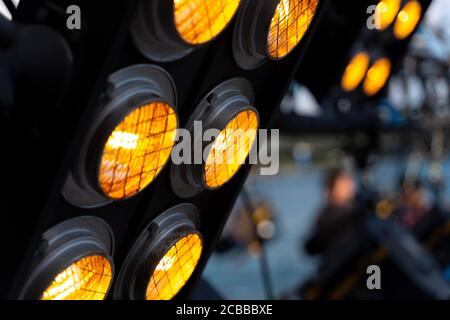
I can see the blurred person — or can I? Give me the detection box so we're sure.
[398,178,430,228]
[290,168,368,300]
[305,168,361,255]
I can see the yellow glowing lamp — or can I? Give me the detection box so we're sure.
[63,65,178,208]
[376,0,401,30]
[233,0,319,69]
[113,204,203,300]
[132,0,241,62]
[204,110,258,189]
[20,217,114,301]
[170,79,259,198]
[267,0,319,59]
[174,0,241,45]
[42,256,113,300]
[341,52,370,92]
[394,0,422,40]
[146,233,203,300]
[363,58,392,96]
[99,102,178,200]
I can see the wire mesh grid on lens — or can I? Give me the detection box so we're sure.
[99,102,178,200]
[146,234,203,300]
[204,110,258,189]
[173,0,241,45]
[267,0,319,59]
[41,255,113,300]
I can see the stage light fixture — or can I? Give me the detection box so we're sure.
[132,0,241,62]
[63,64,178,208]
[20,217,114,300]
[340,52,392,97]
[234,0,319,69]
[363,57,392,96]
[114,204,203,300]
[146,233,202,300]
[174,0,241,45]
[41,255,112,300]
[171,78,259,198]
[376,0,402,31]
[393,0,422,40]
[204,110,258,189]
[98,102,177,200]
[341,52,370,92]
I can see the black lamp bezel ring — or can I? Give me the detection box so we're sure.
[131,0,193,62]
[113,203,202,300]
[233,0,321,70]
[233,0,278,70]
[362,0,424,46]
[132,0,242,62]
[170,77,258,198]
[62,64,178,208]
[19,216,115,300]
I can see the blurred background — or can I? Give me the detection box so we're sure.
[201,0,450,300]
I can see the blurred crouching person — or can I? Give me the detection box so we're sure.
[306,168,361,255]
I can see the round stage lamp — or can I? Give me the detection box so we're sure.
[20,217,114,300]
[268,0,320,59]
[98,102,177,200]
[204,110,258,189]
[393,0,422,40]
[174,0,241,45]
[234,0,319,69]
[341,52,370,92]
[114,204,203,300]
[146,233,202,300]
[63,64,178,208]
[132,0,241,62]
[41,255,112,300]
[171,78,259,198]
[363,58,392,96]
[375,0,401,30]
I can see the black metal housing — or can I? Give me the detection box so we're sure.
[1,0,324,299]
[113,203,201,300]
[19,216,114,300]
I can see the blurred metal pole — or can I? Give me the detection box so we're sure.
[241,189,275,300]
[259,242,275,300]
